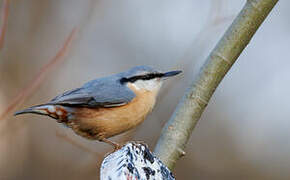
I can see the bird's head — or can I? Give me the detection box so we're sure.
[120,66,182,92]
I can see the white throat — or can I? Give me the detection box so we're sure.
[131,79,163,92]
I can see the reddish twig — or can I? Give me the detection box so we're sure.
[0,0,9,50]
[56,130,103,159]
[0,28,77,121]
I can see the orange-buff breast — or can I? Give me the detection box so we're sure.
[68,84,158,140]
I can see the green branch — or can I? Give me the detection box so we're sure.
[154,0,279,170]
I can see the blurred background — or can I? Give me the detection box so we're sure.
[0,0,288,179]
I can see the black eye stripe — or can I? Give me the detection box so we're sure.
[120,73,163,84]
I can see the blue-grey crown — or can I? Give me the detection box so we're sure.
[83,65,181,88]
[125,66,157,76]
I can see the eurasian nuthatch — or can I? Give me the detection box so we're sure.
[15,66,182,149]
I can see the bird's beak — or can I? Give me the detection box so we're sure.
[162,70,182,78]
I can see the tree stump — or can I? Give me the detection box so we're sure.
[100,142,175,180]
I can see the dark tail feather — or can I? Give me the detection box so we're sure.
[14,104,52,116]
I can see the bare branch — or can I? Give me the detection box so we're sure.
[157,0,234,109]
[154,0,279,170]
[0,28,77,121]
[0,0,9,50]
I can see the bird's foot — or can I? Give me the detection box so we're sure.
[100,138,122,150]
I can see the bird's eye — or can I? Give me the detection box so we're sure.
[120,73,164,84]
[120,77,129,84]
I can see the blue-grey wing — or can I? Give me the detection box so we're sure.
[49,77,136,108]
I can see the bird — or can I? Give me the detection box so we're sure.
[14,66,182,149]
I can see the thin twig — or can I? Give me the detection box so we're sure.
[0,28,77,121]
[0,0,9,50]
[154,0,279,170]
[56,130,103,159]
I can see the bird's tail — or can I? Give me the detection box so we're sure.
[14,104,67,119]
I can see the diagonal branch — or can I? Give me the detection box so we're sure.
[0,28,77,121]
[0,0,9,50]
[154,0,279,170]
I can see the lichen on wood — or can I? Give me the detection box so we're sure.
[100,142,175,180]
